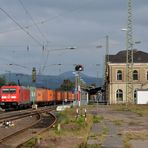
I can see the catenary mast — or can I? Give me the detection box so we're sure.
[126,0,134,103]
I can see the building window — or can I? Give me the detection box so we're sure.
[117,70,122,80]
[133,70,138,80]
[134,90,137,104]
[116,89,123,101]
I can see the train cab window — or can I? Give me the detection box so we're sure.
[2,88,16,93]
[10,89,16,93]
[2,89,9,93]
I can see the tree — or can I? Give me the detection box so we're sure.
[0,76,6,87]
[59,79,74,91]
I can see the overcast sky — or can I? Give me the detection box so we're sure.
[0,0,147,77]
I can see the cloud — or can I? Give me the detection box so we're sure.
[0,0,147,77]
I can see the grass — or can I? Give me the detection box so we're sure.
[123,131,148,148]
[24,107,94,148]
[112,119,124,126]
[93,115,104,123]
[128,121,140,126]
[111,104,148,116]
[21,104,148,148]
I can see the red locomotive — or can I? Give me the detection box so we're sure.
[0,85,30,109]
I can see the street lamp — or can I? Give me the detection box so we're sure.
[8,63,28,69]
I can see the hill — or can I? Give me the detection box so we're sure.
[1,71,103,89]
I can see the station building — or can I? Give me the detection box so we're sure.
[106,50,148,104]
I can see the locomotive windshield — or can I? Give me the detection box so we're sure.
[2,88,16,94]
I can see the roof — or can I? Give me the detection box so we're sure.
[108,50,148,63]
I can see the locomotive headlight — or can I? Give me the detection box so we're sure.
[2,96,7,99]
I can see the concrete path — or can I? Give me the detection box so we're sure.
[130,140,148,148]
[102,121,124,148]
[87,120,124,147]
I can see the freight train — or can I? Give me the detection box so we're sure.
[0,85,75,109]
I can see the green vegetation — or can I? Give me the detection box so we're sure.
[22,105,148,148]
[59,79,74,91]
[0,76,6,87]
[111,104,148,116]
[93,115,104,123]
[24,107,93,148]
[54,108,92,135]
[112,119,124,126]
[123,131,148,148]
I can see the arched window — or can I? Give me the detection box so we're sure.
[116,89,123,101]
[133,70,138,80]
[117,70,122,80]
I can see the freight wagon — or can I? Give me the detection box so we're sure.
[35,88,48,106]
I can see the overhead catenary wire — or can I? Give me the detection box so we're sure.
[0,0,95,36]
[18,0,48,43]
[0,6,43,46]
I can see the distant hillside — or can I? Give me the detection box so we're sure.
[1,71,103,89]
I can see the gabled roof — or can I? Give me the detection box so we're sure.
[108,50,148,63]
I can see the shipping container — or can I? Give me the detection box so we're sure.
[61,91,68,101]
[36,88,48,102]
[55,91,62,102]
[72,92,75,101]
[67,91,72,101]
[47,89,55,102]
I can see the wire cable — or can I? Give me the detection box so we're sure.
[0,0,95,36]
[0,6,43,46]
[18,0,48,43]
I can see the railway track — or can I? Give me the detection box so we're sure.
[0,107,57,147]
[0,106,56,122]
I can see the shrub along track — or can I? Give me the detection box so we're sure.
[0,107,57,148]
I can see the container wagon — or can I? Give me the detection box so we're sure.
[55,91,62,103]
[47,89,55,104]
[35,88,48,106]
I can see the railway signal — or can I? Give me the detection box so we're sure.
[74,65,84,107]
[32,67,36,83]
[75,64,84,71]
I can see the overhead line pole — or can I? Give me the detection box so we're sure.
[126,0,134,104]
[104,35,109,104]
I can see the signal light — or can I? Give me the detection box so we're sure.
[75,65,84,71]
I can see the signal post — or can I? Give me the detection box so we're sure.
[75,65,84,107]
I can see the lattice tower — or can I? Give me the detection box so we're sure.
[126,0,134,103]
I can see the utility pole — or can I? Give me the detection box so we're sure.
[126,0,134,104]
[104,35,109,104]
